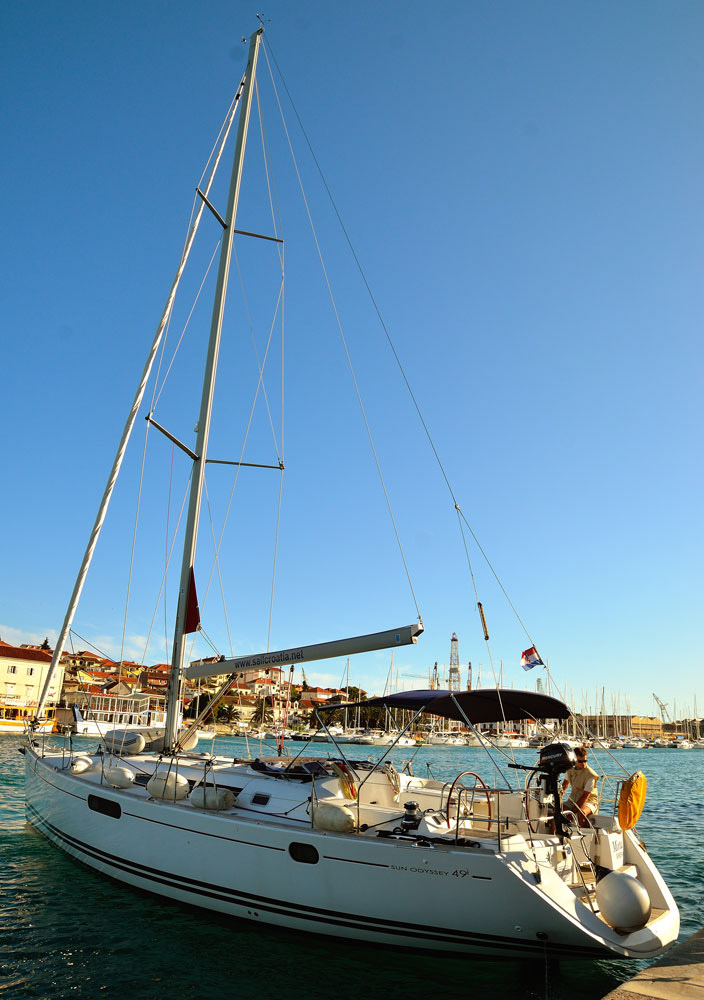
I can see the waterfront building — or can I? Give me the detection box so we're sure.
[0,639,65,731]
[579,713,665,739]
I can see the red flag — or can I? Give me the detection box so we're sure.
[184,568,201,634]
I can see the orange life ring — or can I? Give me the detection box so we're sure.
[618,770,647,830]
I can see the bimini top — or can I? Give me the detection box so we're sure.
[318,688,570,724]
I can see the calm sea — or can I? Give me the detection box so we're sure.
[2,735,702,1000]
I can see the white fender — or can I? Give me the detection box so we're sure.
[105,766,136,789]
[190,786,237,810]
[312,800,355,832]
[70,756,94,774]
[147,770,190,801]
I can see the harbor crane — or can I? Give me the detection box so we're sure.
[402,673,430,687]
[652,692,672,723]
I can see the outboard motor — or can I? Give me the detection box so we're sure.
[537,743,577,836]
[538,742,577,776]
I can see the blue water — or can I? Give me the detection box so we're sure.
[2,735,702,1000]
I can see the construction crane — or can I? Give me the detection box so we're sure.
[402,673,430,692]
[652,692,671,723]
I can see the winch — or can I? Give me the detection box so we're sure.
[400,800,422,832]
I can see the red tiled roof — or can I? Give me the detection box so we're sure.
[0,644,52,663]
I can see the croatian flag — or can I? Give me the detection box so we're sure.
[521,646,544,670]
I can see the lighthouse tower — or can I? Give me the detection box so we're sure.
[448,632,461,692]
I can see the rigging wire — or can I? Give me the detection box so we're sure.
[261,36,543,741]
[202,474,234,656]
[262,38,422,622]
[139,471,192,667]
[184,271,285,667]
[183,77,288,667]
[151,241,222,411]
[35,87,247,726]
[261,37,566,724]
[267,468,285,653]
[163,444,175,660]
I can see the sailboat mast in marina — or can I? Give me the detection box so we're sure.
[163,30,262,752]
[24,27,679,961]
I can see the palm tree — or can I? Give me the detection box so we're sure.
[217,703,242,724]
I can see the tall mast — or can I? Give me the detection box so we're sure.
[164,28,263,750]
[32,68,251,724]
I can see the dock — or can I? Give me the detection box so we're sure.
[603,929,704,1000]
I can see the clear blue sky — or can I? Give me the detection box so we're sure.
[2,2,702,720]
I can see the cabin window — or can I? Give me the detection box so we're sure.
[252,793,270,806]
[87,795,122,819]
[288,842,319,865]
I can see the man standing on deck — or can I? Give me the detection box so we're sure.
[561,747,599,827]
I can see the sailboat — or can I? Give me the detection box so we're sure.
[23,29,679,960]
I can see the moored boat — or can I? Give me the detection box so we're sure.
[22,27,679,962]
[24,686,680,959]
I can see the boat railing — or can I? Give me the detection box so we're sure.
[456,786,499,844]
[595,773,631,828]
[451,785,576,850]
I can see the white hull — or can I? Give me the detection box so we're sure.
[24,745,679,960]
